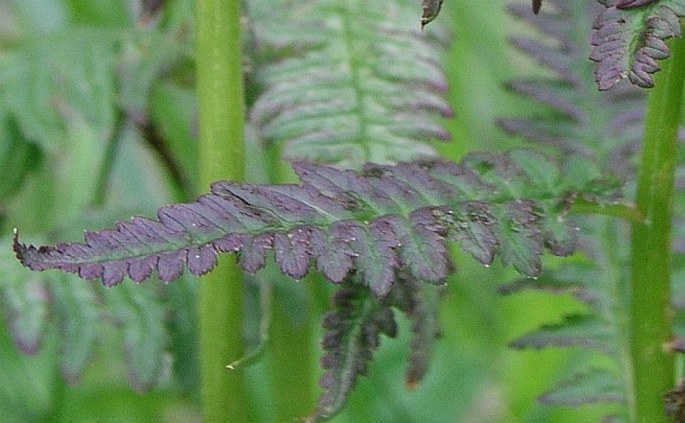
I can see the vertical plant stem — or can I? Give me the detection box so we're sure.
[630,34,685,423]
[270,295,316,421]
[196,0,251,422]
[266,159,317,422]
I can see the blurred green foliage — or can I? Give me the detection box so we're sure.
[0,0,615,422]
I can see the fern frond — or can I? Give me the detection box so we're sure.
[390,275,443,388]
[509,314,613,352]
[311,280,398,421]
[311,271,444,421]
[499,219,633,418]
[247,0,452,168]
[501,0,645,178]
[48,272,99,384]
[0,236,183,389]
[0,241,50,355]
[592,0,685,90]
[539,368,624,406]
[14,150,610,298]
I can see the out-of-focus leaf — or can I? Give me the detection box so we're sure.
[66,0,132,27]
[0,30,118,152]
[48,273,99,384]
[4,0,68,35]
[149,81,198,192]
[165,274,199,393]
[0,116,40,203]
[0,238,49,354]
[0,318,55,423]
[119,32,189,120]
[103,280,168,392]
[539,368,624,406]
[248,0,452,169]
[509,314,613,352]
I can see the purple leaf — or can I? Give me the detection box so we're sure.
[14,152,597,296]
[591,3,685,90]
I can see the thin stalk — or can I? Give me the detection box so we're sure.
[196,0,251,422]
[629,34,685,423]
[570,200,644,224]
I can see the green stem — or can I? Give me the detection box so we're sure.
[196,0,251,422]
[270,294,316,422]
[570,200,644,224]
[629,34,685,423]
[266,160,317,422]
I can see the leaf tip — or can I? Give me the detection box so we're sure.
[420,0,443,28]
[532,0,542,14]
[405,378,420,390]
[12,228,31,268]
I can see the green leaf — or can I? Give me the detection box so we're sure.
[539,368,624,406]
[164,275,200,393]
[0,238,49,354]
[0,29,118,152]
[48,273,99,384]
[103,280,168,392]
[509,314,613,352]
[247,0,452,169]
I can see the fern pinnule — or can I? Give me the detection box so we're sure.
[592,0,685,90]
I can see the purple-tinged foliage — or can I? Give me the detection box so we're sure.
[310,281,398,421]
[533,0,543,14]
[517,0,684,90]
[539,369,625,406]
[498,220,633,416]
[502,0,645,181]
[592,0,685,90]
[509,313,614,353]
[247,0,452,169]
[14,151,597,296]
[618,0,660,6]
[420,0,444,27]
[389,275,443,389]
[310,272,444,421]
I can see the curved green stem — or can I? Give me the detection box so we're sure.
[629,34,685,423]
[196,0,251,421]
